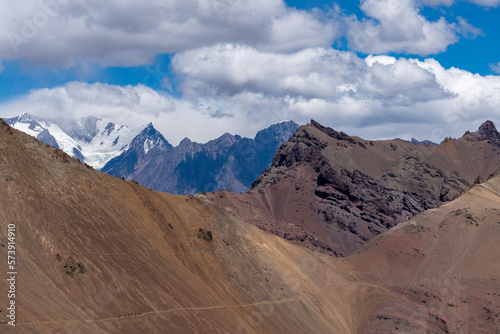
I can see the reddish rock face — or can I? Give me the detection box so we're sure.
[207,120,500,256]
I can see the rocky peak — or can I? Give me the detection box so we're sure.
[270,120,364,169]
[411,138,438,146]
[177,137,203,156]
[310,119,357,145]
[139,122,156,135]
[135,122,172,150]
[476,120,499,141]
[205,133,239,152]
[179,137,192,146]
[463,120,500,145]
[255,121,299,147]
[17,112,36,123]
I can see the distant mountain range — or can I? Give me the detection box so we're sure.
[411,138,438,145]
[6,113,298,194]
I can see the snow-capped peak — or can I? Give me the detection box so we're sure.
[5,113,146,170]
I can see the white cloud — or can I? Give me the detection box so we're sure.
[346,0,459,55]
[0,0,491,68]
[456,17,483,39]
[265,9,338,51]
[419,0,500,6]
[365,55,397,66]
[171,45,500,138]
[0,81,292,145]
[468,0,500,6]
[2,50,500,145]
[0,0,337,67]
[491,62,500,74]
[172,44,451,106]
[1,82,174,119]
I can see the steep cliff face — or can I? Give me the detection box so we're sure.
[207,120,500,256]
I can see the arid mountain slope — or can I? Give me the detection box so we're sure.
[346,174,500,333]
[0,119,499,333]
[206,120,500,256]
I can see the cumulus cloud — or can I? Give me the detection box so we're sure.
[0,0,491,67]
[170,45,500,139]
[345,0,491,56]
[345,0,482,55]
[172,44,452,106]
[0,81,293,145]
[0,82,174,120]
[0,0,337,67]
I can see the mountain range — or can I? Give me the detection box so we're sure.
[102,120,298,194]
[207,119,500,257]
[6,113,298,194]
[410,138,438,145]
[1,117,499,333]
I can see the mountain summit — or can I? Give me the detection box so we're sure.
[466,120,500,144]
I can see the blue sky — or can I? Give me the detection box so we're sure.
[0,0,499,144]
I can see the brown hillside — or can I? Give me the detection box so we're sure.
[346,174,500,333]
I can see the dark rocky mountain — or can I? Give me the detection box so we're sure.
[411,138,438,145]
[103,121,299,194]
[100,122,172,176]
[207,119,500,257]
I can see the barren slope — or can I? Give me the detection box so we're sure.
[207,120,500,256]
[346,174,500,333]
